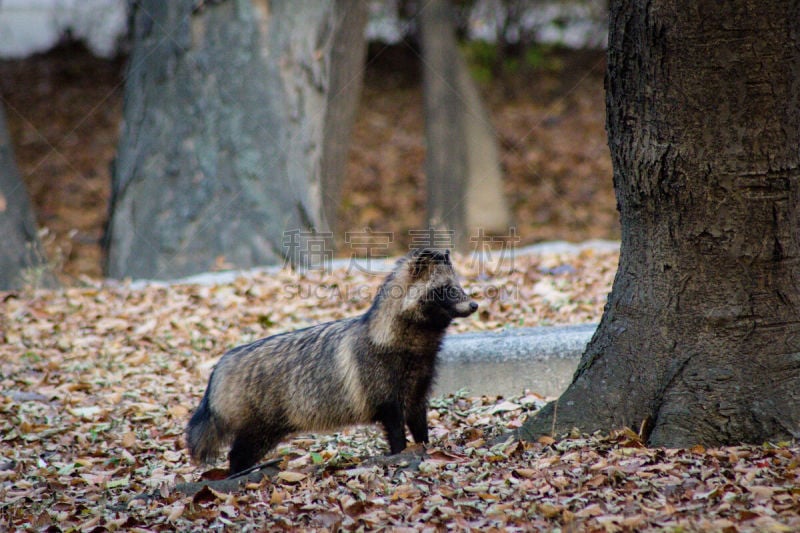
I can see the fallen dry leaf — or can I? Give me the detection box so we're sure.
[277,471,307,483]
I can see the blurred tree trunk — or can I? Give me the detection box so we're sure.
[420,0,510,250]
[519,0,800,447]
[106,0,365,279]
[0,104,56,290]
[321,0,367,236]
[458,52,512,238]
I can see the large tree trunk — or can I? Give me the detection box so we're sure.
[0,104,56,290]
[106,0,364,279]
[420,0,511,250]
[520,0,800,447]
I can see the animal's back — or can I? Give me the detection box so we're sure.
[207,317,370,432]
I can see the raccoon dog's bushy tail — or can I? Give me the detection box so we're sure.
[186,389,226,465]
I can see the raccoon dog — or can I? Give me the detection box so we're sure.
[186,248,478,474]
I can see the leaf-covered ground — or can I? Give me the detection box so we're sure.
[3,250,800,531]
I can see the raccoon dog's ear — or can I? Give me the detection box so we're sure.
[410,248,438,278]
[410,248,450,278]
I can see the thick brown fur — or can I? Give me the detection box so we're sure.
[186,248,477,474]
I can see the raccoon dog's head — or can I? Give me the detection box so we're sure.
[399,248,478,328]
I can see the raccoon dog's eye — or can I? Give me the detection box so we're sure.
[426,287,443,303]
[426,285,461,306]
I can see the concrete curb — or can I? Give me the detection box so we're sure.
[439,324,597,363]
[434,324,597,397]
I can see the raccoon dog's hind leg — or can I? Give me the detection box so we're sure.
[228,416,293,475]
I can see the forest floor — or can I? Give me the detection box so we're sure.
[0,42,618,283]
[3,251,800,531]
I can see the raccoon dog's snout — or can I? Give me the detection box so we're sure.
[452,299,479,318]
[427,284,478,318]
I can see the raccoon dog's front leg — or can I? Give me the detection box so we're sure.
[406,401,429,445]
[374,401,407,454]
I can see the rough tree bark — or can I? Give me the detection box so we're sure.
[520,0,800,447]
[0,104,56,290]
[106,0,365,279]
[420,0,511,249]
